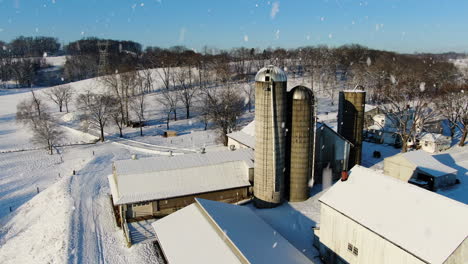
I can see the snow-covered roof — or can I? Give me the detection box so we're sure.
[420,133,451,143]
[402,150,457,177]
[319,165,468,264]
[241,120,255,136]
[227,131,256,149]
[152,198,313,264]
[110,150,253,205]
[113,148,253,176]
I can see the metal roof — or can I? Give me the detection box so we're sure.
[401,150,457,177]
[255,65,287,82]
[110,149,254,205]
[320,165,468,264]
[113,148,253,176]
[152,199,313,264]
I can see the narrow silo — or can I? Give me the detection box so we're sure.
[254,65,287,208]
[288,86,315,202]
[337,88,366,169]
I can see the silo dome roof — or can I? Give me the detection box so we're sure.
[255,65,287,82]
[292,86,313,100]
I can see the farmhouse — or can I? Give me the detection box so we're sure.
[108,149,254,223]
[314,166,468,264]
[384,150,458,191]
[419,133,451,153]
[152,198,313,264]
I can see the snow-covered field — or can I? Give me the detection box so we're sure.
[3,68,462,264]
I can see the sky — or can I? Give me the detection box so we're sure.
[0,0,467,53]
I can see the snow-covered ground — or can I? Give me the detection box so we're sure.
[2,68,463,264]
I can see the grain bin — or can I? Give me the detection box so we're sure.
[337,88,366,169]
[287,86,315,202]
[253,65,287,208]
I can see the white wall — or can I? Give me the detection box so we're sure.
[316,204,425,264]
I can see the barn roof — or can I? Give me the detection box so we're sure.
[113,148,253,175]
[152,198,313,264]
[320,165,468,264]
[110,149,253,205]
[401,150,457,177]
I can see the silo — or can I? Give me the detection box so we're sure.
[337,88,366,169]
[253,65,287,208]
[288,86,315,202]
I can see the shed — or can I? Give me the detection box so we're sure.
[109,149,254,221]
[163,130,177,137]
[314,166,468,264]
[384,150,458,190]
[152,198,313,264]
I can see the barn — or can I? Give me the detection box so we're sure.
[314,166,468,264]
[108,149,254,223]
[384,150,458,191]
[152,198,313,264]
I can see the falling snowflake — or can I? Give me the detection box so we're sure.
[419,82,426,92]
[272,242,278,248]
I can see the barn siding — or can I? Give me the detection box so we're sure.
[124,186,250,220]
[317,204,425,264]
[383,156,416,182]
[444,237,468,264]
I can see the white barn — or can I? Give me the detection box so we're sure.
[314,166,468,264]
[152,198,313,264]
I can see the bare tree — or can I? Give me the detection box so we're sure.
[16,91,64,154]
[176,66,198,119]
[131,76,147,136]
[76,91,115,142]
[436,88,468,146]
[381,88,437,152]
[203,84,245,146]
[45,84,73,112]
[100,71,137,126]
[31,117,64,154]
[157,88,179,129]
[242,82,255,112]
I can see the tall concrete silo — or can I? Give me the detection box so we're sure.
[337,88,366,169]
[287,86,315,202]
[254,65,287,208]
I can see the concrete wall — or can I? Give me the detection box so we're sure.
[254,80,287,207]
[383,155,416,182]
[316,203,425,264]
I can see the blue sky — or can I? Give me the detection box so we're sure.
[0,0,467,53]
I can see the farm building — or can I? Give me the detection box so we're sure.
[314,165,468,264]
[152,198,313,264]
[384,150,458,191]
[419,133,451,153]
[227,120,352,184]
[108,149,254,223]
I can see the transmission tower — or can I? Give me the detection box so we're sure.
[97,40,109,76]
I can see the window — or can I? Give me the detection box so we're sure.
[347,243,353,251]
[353,247,359,256]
